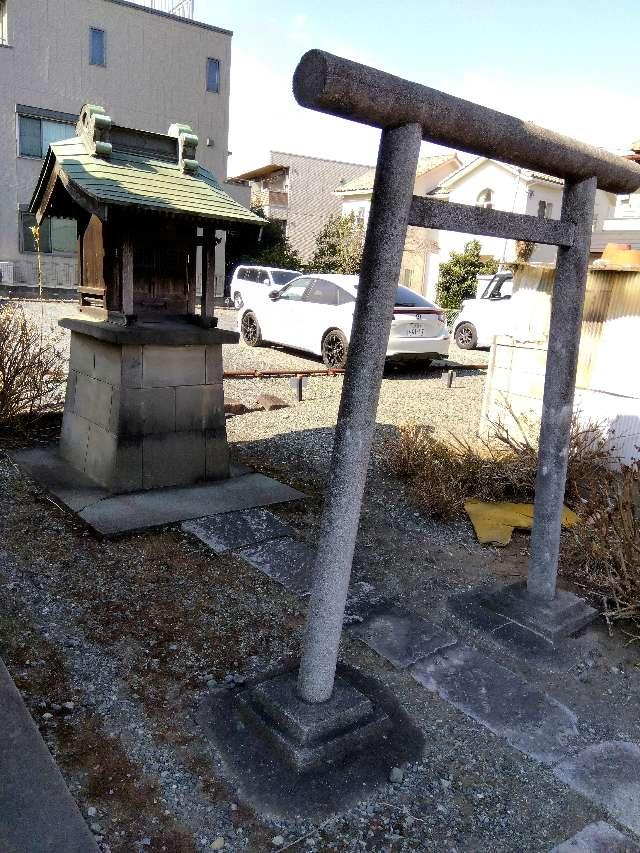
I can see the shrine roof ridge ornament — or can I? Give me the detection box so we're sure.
[29,103,264,226]
[293,49,640,195]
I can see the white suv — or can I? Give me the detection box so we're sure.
[230,265,301,310]
[451,272,513,349]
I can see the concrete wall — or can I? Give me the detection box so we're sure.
[0,0,232,292]
[480,264,640,465]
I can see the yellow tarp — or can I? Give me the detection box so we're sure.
[464,499,579,546]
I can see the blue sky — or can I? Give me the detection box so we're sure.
[195,0,640,175]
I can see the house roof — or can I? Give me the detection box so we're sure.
[30,105,263,225]
[431,156,563,197]
[335,153,458,195]
[227,163,288,183]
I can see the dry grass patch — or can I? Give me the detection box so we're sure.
[561,460,640,633]
[385,418,639,632]
[384,418,612,520]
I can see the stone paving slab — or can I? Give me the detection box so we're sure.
[0,657,98,853]
[182,508,293,554]
[351,608,457,668]
[236,537,315,596]
[555,742,640,835]
[11,446,303,536]
[411,644,580,764]
[550,821,640,852]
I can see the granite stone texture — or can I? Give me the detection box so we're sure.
[60,328,231,492]
[554,742,640,835]
[351,609,457,668]
[182,508,293,554]
[411,644,580,764]
[236,671,390,770]
[550,821,640,853]
[236,538,315,596]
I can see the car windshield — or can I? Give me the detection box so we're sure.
[271,270,301,285]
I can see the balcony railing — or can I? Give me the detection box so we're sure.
[130,0,194,18]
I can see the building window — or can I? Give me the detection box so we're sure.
[476,188,493,209]
[90,27,106,66]
[537,199,553,219]
[206,57,220,93]
[0,0,8,45]
[18,115,74,158]
[20,212,76,254]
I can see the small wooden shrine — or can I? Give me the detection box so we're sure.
[29,104,262,493]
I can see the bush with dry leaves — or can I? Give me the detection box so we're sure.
[384,418,639,631]
[383,418,612,520]
[0,304,67,430]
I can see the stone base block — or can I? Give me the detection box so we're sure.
[236,672,390,771]
[478,580,598,643]
[59,320,234,493]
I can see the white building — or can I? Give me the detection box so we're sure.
[591,142,640,255]
[0,0,240,296]
[335,153,462,298]
[364,154,617,301]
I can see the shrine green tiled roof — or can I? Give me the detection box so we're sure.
[30,136,263,225]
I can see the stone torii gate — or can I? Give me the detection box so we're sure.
[238,50,640,771]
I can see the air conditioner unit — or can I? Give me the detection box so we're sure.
[0,261,14,285]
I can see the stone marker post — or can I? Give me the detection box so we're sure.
[297,123,422,702]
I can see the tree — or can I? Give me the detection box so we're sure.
[306,212,364,274]
[436,240,499,311]
[224,206,302,283]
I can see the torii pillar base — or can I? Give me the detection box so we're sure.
[478,581,598,644]
[236,670,390,772]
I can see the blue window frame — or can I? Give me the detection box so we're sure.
[206,57,220,93]
[90,27,106,67]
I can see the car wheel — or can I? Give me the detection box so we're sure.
[321,329,348,368]
[240,311,262,347]
[454,322,477,350]
[233,292,243,310]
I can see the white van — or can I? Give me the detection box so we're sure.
[230,265,301,310]
[451,272,513,349]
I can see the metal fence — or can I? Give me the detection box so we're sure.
[130,0,194,17]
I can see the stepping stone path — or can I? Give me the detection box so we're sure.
[550,821,640,852]
[555,742,640,835]
[412,644,580,764]
[182,512,640,842]
[183,508,293,554]
[351,609,457,668]
[237,538,315,596]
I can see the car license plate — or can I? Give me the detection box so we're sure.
[407,323,426,337]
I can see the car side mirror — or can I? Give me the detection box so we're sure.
[268,289,280,301]
[262,278,270,285]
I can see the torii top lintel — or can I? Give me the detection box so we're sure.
[293,50,640,196]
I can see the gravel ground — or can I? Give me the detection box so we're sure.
[1,298,636,852]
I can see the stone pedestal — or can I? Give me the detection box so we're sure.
[58,318,238,493]
[236,671,390,771]
[478,580,598,643]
